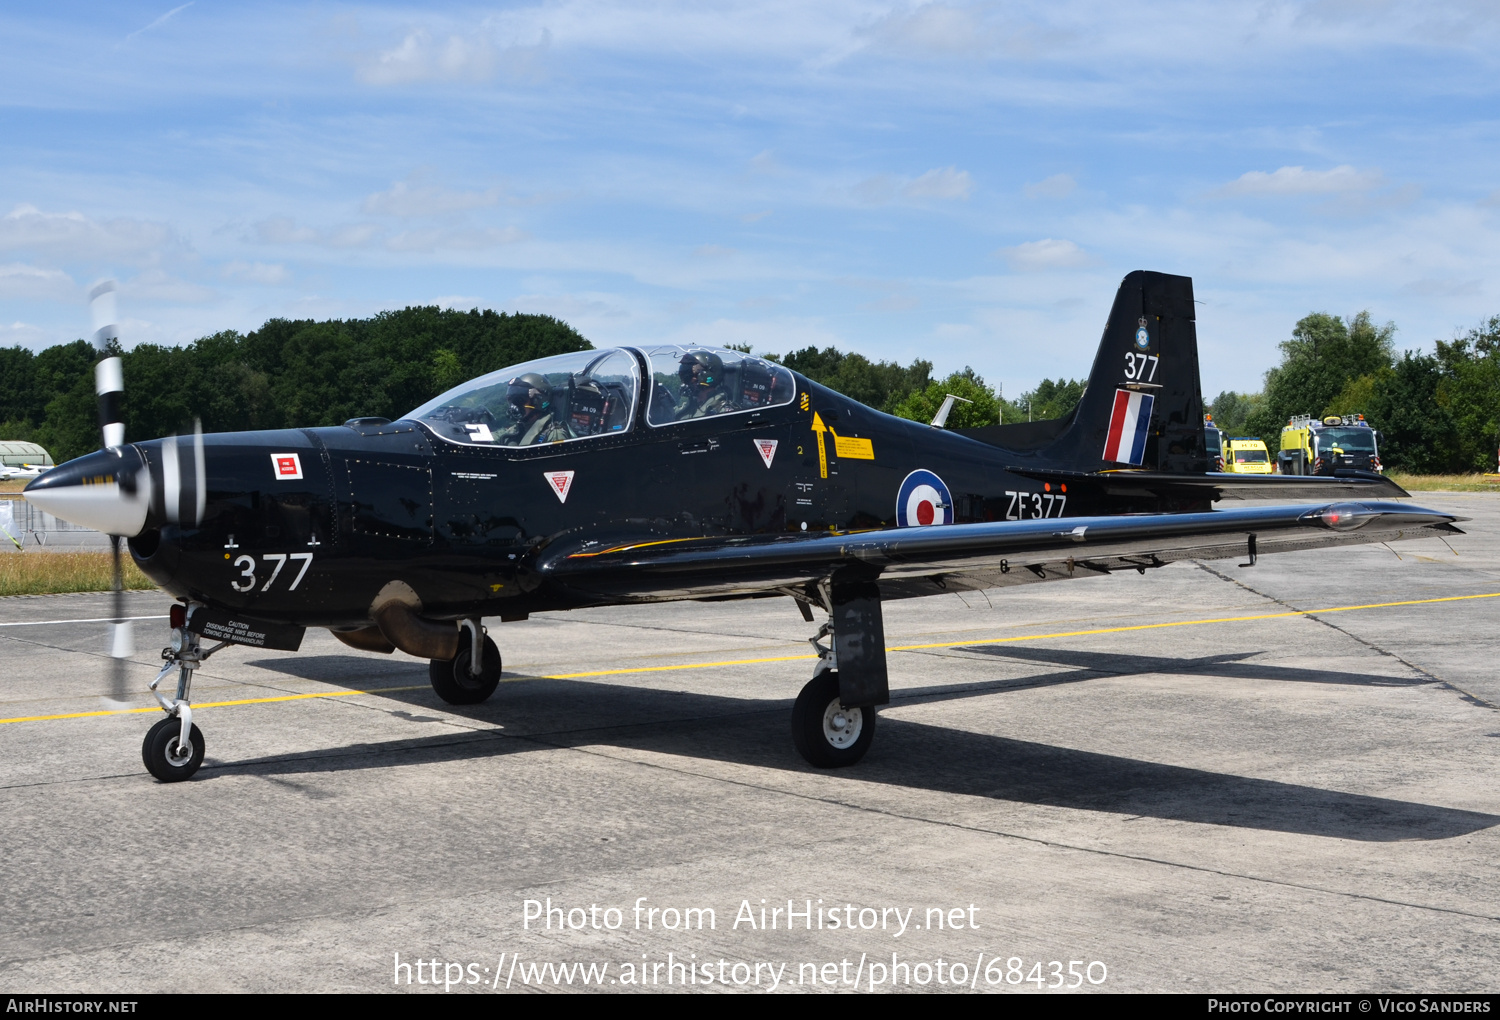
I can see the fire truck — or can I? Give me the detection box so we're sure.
[1203,414,1227,471]
[1278,414,1383,475]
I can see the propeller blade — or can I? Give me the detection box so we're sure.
[90,280,133,706]
[105,535,131,707]
[89,280,118,351]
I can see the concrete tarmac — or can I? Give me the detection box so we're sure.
[1,493,1497,994]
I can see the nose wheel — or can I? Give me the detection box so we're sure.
[792,670,876,768]
[139,622,219,783]
[142,716,204,782]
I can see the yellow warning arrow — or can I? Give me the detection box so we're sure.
[811,411,828,479]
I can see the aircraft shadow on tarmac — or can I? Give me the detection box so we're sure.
[236,653,1498,843]
[951,645,1432,691]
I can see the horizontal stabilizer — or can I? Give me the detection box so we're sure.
[1004,467,1410,501]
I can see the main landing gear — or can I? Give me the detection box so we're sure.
[428,619,502,705]
[143,612,224,783]
[789,581,889,769]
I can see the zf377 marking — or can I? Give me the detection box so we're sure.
[1005,490,1067,520]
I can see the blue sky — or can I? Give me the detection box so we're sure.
[2,1,1498,399]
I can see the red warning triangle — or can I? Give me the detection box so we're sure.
[545,470,575,503]
[754,438,778,468]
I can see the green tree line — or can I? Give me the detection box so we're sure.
[764,345,1082,430]
[0,308,1084,464]
[1211,311,1500,473]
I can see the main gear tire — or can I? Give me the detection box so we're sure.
[430,635,502,705]
[791,670,876,768]
[142,716,205,783]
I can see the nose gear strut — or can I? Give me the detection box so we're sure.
[143,605,225,782]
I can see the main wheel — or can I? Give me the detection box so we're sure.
[142,716,205,782]
[791,670,876,768]
[430,635,502,705]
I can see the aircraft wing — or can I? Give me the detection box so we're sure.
[1004,467,1409,501]
[536,501,1462,602]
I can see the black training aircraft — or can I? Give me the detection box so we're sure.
[25,271,1463,782]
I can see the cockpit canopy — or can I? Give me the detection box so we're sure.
[405,346,798,447]
[642,345,795,426]
[407,349,639,448]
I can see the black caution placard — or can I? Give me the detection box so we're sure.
[186,606,305,651]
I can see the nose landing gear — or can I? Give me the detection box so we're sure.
[142,620,223,783]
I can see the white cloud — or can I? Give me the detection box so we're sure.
[355,27,550,86]
[221,261,289,285]
[867,3,991,55]
[997,238,1097,272]
[0,321,51,348]
[1024,173,1076,199]
[0,204,177,263]
[432,294,482,309]
[741,210,773,223]
[749,150,782,176]
[357,29,497,86]
[1400,277,1481,298]
[362,179,503,217]
[903,167,973,200]
[0,263,77,301]
[253,217,319,245]
[255,217,524,253]
[661,316,845,354]
[253,218,380,248]
[693,244,737,258]
[122,269,216,303]
[1216,165,1385,197]
[385,226,527,252]
[851,167,974,204]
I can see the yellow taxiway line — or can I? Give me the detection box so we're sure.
[3,590,1497,726]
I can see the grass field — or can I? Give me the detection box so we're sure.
[0,552,157,597]
[1388,473,1500,492]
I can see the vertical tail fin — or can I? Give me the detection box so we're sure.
[956,270,1208,473]
[1069,270,1206,472]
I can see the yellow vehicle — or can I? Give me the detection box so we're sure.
[1278,414,1382,475]
[1225,437,1273,474]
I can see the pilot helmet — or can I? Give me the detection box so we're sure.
[506,373,551,421]
[677,350,724,392]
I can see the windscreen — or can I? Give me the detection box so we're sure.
[406,349,639,448]
[1315,428,1377,454]
[1233,448,1268,464]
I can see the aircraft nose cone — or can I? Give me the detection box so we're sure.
[23,447,152,537]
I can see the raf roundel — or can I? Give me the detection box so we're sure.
[896,469,953,527]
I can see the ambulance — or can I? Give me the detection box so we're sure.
[1225,437,1274,474]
